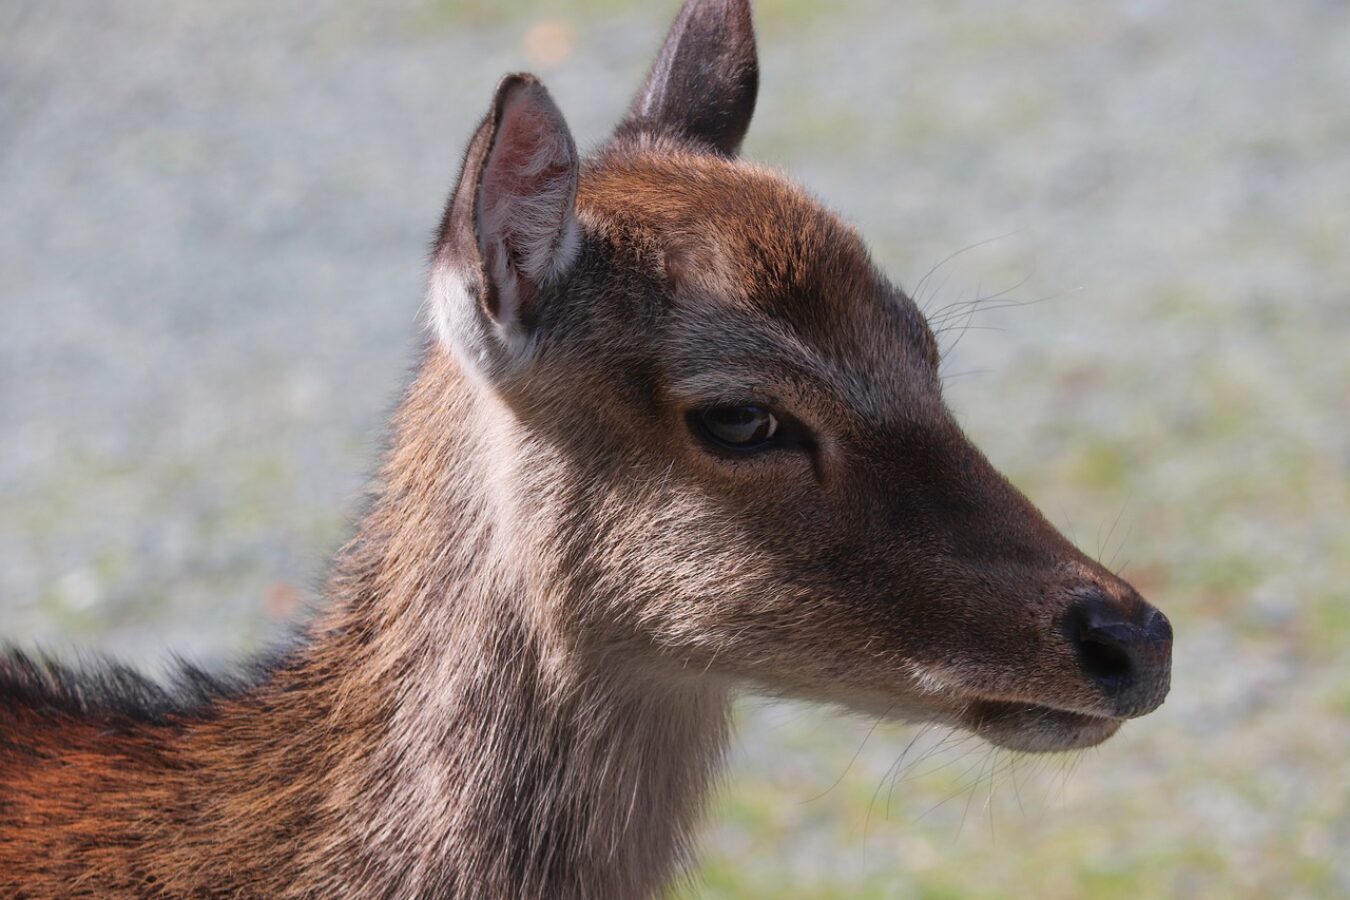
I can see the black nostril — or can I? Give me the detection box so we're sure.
[1076,621,1136,684]
[1064,594,1144,691]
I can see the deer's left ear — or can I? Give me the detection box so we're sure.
[615,0,759,157]
[433,74,580,376]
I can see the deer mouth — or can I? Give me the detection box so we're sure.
[962,699,1123,753]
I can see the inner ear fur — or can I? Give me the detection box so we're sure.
[433,73,580,367]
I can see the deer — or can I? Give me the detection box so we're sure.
[0,1,1173,897]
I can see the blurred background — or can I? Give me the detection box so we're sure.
[2,0,1346,896]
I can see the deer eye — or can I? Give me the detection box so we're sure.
[695,404,780,451]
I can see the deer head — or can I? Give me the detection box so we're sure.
[428,0,1171,754]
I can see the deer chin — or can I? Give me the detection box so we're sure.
[961,699,1123,753]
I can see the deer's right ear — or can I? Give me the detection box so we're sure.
[432,74,580,378]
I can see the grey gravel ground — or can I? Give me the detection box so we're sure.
[2,1,1347,896]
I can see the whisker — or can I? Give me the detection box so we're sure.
[879,722,938,817]
[1009,752,1028,819]
[913,748,996,827]
[925,271,1039,325]
[1108,521,1134,573]
[955,747,994,840]
[800,705,894,804]
[910,230,1023,310]
[939,368,991,384]
[1100,492,1131,568]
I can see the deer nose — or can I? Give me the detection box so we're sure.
[1064,593,1172,718]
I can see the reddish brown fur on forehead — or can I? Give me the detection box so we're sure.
[580,145,877,327]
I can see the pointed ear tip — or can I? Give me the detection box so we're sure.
[685,0,751,11]
[496,72,543,92]
[492,72,544,106]
[686,0,755,25]
[491,72,569,119]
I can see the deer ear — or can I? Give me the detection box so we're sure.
[432,74,580,374]
[615,0,758,157]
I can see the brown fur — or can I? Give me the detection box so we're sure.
[0,2,1171,897]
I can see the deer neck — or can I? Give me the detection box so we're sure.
[306,348,732,898]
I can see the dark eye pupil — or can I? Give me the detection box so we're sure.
[700,405,779,448]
